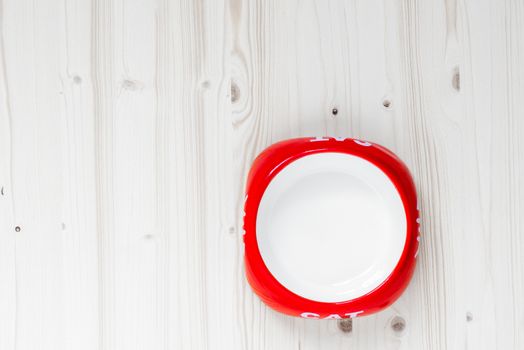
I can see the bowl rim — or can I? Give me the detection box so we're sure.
[243,137,420,319]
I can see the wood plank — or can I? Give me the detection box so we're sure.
[59,0,99,348]
[460,0,524,348]
[1,0,69,349]
[0,1,16,348]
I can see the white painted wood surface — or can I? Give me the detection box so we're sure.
[0,0,523,349]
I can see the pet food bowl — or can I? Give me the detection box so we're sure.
[243,137,419,319]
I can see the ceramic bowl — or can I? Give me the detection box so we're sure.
[243,137,419,319]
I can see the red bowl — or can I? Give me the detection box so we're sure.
[243,137,419,319]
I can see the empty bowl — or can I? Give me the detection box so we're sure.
[243,137,419,319]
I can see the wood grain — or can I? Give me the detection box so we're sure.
[0,0,523,349]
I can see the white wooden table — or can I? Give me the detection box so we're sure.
[1,0,523,349]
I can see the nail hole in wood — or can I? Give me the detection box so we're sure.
[231,81,240,103]
[382,99,392,109]
[228,226,236,235]
[61,223,66,230]
[466,312,473,322]
[391,316,406,333]
[15,226,21,232]
[143,234,155,240]
[452,67,460,91]
[1,186,4,196]
[73,75,82,84]
[331,108,338,116]
[337,318,353,333]
[201,80,210,89]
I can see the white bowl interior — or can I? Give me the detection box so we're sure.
[256,152,407,303]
